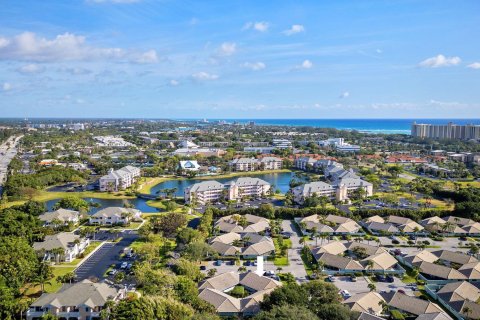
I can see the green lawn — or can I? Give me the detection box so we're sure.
[24,266,76,297]
[273,238,292,266]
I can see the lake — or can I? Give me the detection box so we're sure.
[44,172,300,213]
[45,197,163,214]
[149,171,299,196]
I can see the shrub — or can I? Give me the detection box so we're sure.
[390,309,405,320]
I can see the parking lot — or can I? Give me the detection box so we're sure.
[75,232,138,281]
[330,275,417,299]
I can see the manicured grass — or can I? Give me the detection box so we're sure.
[192,169,292,181]
[273,238,292,266]
[24,266,76,297]
[274,256,289,266]
[1,190,136,209]
[137,176,175,194]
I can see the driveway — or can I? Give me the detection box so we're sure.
[75,232,137,280]
[280,220,308,283]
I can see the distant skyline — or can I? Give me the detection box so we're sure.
[0,0,479,118]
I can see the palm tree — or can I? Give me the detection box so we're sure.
[50,247,65,264]
[366,260,374,274]
[378,300,389,315]
[311,227,318,246]
[463,306,472,319]
[368,283,376,292]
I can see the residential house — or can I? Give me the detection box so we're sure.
[178,160,201,172]
[33,232,89,262]
[89,207,141,225]
[27,280,125,320]
[39,209,80,227]
[433,281,480,319]
[198,271,281,316]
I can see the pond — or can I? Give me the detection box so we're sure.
[45,197,163,214]
[149,171,301,197]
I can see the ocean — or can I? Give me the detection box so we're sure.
[193,119,480,134]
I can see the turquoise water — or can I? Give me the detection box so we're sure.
[184,119,480,134]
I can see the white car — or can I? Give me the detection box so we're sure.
[120,262,128,269]
[340,290,351,299]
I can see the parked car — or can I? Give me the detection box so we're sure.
[327,275,336,282]
[200,265,207,271]
[340,290,351,299]
[350,275,357,282]
[108,269,117,276]
[398,289,406,294]
[376,275,387,282]
[386,275,394,283]
[244,261,251,266]
[120,262,128,269]
[215,260,223,266]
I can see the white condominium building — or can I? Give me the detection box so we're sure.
[259,157,283,170]
[99,166,141,192]
[185,181,227,205]
[229,158,259,171]
[228,177,271,200]
[185,177,271,205]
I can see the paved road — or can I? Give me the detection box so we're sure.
[75,233,138,280]
[0,135,22,187]
[280,220,308,283]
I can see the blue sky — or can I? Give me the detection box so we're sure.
[0,0,479,119]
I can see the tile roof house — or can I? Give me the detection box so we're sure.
[33,232,89,262]
[198,271,281,316]
[296,214,362,235]
[381,291,444,316]
[435,281,480,319]
[343,292,385,315]
[27,280,125,320]
[39,208,80,226]
[414,261,467,280]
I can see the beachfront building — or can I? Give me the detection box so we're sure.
[27,280,126,320]
[89,207,141,225]
[99,166,141,192]
[185,178,271,205]
[33,232,90,263]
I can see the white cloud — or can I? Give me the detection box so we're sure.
[218,42,236,56]
[243,62,266,71]
[133,49,158,64]
[243,21,269,32]
[283,24,305,36]
[339,91,350,99]
[376,49,383,54]
[419,54,461,68]
[0,32,156,63]
[169,79,180,86]
[191,72,219,81]
[2,82,11,91]
[467,62,480,69]
[17,63,44,74]
[297,59,313,69]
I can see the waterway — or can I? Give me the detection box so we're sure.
[44,172,300,213]
[149,171,298,196]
